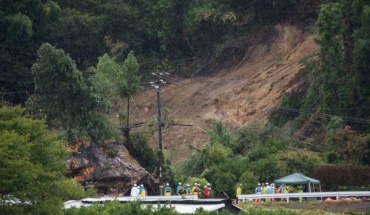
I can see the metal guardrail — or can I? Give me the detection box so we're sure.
[81,195,202,203]
[238,191,370,203]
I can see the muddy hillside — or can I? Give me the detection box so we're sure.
[127,25,319,164]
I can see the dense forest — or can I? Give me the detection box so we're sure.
[1,0,370,214]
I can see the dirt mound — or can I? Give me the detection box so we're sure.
[129,25,319,164]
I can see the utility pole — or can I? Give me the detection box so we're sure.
[150,73,168,189]
[155,84,164,185]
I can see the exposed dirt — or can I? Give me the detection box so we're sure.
[125,24,319,164]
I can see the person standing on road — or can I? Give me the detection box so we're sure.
[184,184,191,195]
[139,184,146,196]
[204,184,211,198]
[164,183,172,196]
[255,183,262,202]
[236,183,242,203]
[176,182,183,195]
[130,184,139,197]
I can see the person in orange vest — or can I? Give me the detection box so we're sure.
[204,184,211,198]
[275,184,281,201]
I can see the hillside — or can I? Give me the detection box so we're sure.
[124,24,319,164]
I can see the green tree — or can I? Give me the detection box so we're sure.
[328,127,370,165]
[353,3,370,121]
[51,8,106,69]
[30,43,114,144]
[96,51,141,146]
[0,1,61,104]
[314,3,349,114]
[0,106,85,215]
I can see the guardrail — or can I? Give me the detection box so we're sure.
[238,191,370,203]
[81,195,199,203]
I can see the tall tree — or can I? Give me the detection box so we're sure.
[0,0,61,104]
[96,51,141,145]
[0,106,85,215]
[30,43,114,144]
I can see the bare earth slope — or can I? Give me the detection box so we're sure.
[130,25,319,163]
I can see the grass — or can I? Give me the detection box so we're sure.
[237,200,370,215]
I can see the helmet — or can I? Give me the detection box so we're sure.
[134,184,137,187]
[266,182,269,185]
[207,183,211,186]
[141,184,144,187]
[258,183,261,186]
[179,182,181,185]
[166,183,169,186]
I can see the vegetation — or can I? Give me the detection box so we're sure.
[0,106,86,215]
[1,0,370,214]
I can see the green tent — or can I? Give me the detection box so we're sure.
[273,173,321,192]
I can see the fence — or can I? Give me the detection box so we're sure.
[238,191,370,203]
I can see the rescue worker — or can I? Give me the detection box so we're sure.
[275,184,282,201]
[164,183,172,196]
[191,183,200,197]
[139,184,146,196]
[281,184,288,201]
[266,183,273,202]
[130,183,139,197]
[184,184,191,195]
[270,183,275,201]
[263,182,269,202]
[297,185,304,202]
[176,182,184,195]
[255,183,262,202]
[204,184,211,198]
[236,183,242,203]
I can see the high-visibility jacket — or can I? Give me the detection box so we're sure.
[164,186,171,196]
[204,186,211,198]
[236,187,242,197]
[262,186,268,194]
[191,186,200,195]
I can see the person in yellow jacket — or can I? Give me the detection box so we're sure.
[139,184,146,196]
[191,183,200,197]
[262,182,269,202]
[164,183,172,196]
[236,183,242,203]
[297,185,304,202]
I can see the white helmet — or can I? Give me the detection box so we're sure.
[134,184,137,187]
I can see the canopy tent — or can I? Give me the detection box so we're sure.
[273,173,321,192]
